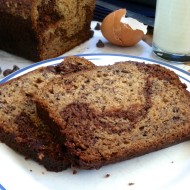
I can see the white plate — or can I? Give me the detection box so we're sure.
[0,54,190,190]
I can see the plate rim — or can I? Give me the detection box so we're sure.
[0,53,190,84]
[0,183,6,190]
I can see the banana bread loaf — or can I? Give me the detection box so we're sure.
[0,0,95,61]
[34,61,190,169]
[0,56,95,171]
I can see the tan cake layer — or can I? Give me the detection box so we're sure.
[34,61,190,169]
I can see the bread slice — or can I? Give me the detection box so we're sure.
[34,61,190,169]
[0,56,95,171]
[0,0,95,61]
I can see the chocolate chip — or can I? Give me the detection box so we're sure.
[90,30,94,38]
[3,69,13,76]
[12,65,20,72]
[96,40,105,48]
[173,116,180,121]
[46,66,56,73]
[128,182,135,186]
[94,23,101,30]
[104,174,110,178]
[173,107,179,113]
[2,65,20,77]
[73,170,77,175]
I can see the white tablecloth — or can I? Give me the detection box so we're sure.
[0,21,190,79]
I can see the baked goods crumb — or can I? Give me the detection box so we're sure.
[94,23,101,30]
[72,170,78,175]
[96,40,105,48]
[128,182,135,186]
[104,174,110,178]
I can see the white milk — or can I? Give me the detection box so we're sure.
[153,0,190,54]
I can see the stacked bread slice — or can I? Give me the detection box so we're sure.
[0,57,190,171]
[34,61,190,169]
[0,56,95,171]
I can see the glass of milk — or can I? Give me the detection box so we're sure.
[152,0,190,62]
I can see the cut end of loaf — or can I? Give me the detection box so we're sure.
[0,0,95,61]
[34,0,96,60]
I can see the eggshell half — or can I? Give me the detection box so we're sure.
[101,9,147,46]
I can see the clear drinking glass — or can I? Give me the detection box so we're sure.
[152,0,190,62]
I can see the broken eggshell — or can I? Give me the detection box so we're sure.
[101,9,147,46]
